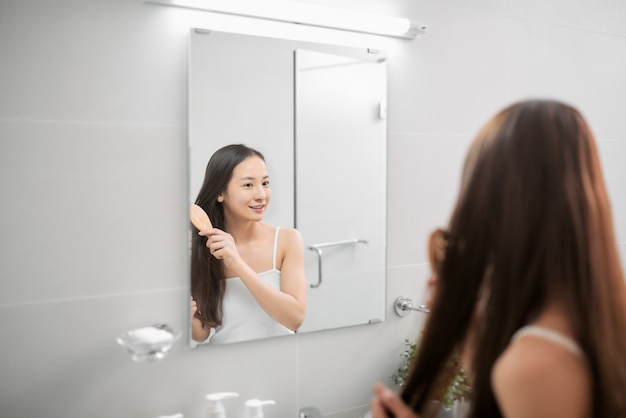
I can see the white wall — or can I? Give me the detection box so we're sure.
[1,1,625,417]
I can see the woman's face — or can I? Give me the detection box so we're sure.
[218,156,271,222]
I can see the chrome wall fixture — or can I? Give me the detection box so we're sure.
[307,239,368,288]
[394,295,430,317]
[145,0,426,39]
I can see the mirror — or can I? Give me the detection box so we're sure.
[188,29,387,346]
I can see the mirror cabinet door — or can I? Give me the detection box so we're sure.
[295,48,387,332]
[188,29,387,346]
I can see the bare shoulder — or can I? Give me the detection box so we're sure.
[492,334,591,418]
[279,227,304,247]
[276,227,304,271]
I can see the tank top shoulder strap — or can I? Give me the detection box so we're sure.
[272,227,280,270]
[511,325,584,357]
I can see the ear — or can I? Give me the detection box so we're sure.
[217,194,224,203]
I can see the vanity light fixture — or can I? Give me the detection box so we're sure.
[145,0,425,39]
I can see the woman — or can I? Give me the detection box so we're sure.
[371,100,626,417]
[190,144,306,344]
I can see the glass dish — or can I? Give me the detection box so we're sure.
[116,323,181,362]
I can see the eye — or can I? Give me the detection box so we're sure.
[243,183,253,188]
[263,180,270,186]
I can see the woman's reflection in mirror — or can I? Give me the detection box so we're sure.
[370,100,626,418]
[190,144,306,344]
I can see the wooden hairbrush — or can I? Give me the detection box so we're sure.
[190,204,213,230]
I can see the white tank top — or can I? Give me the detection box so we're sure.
[209,227,294,345]
[511,325,584,357]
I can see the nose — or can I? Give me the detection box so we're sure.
[253,185,266,200]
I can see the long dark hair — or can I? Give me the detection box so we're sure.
[402,100,626,417]
[191,144,265,328]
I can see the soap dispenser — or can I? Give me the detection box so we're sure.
[244,399,276,418]
[205,392,239,418]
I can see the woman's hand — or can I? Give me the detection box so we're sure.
[370,384,420,418]
[199,228,243,270]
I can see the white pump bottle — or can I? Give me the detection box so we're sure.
[205,392,239,418]
[243,399,276,418]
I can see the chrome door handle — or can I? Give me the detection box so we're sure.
[307,239,368,288]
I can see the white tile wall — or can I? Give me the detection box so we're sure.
[0,120,187,304]
[597,139,626,244]
[385,3,510,135]
[1,0,625,417]
[386,132,470,268]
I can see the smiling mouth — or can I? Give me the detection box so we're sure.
[250,205,265,209]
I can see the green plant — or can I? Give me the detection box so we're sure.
[390,338,417,388]
[391,338,471,411]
